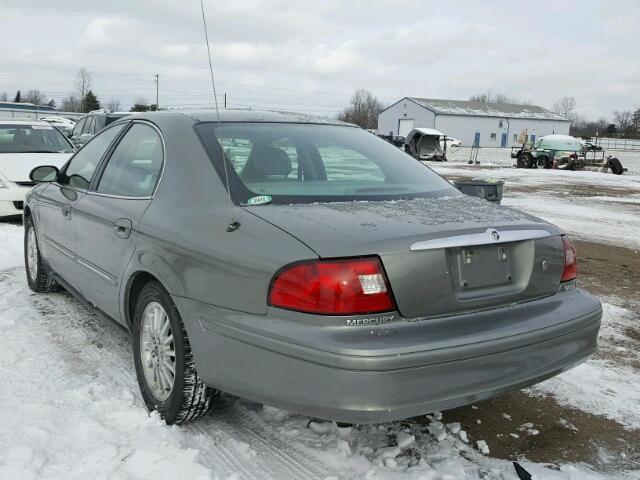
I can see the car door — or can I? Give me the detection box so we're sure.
[37,123,126,285]
[73,121,164,322]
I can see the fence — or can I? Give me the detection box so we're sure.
[591,137,640,152]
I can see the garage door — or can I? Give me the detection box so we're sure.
[398,119,414,137]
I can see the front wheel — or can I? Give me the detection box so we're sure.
[132,281,217,424]
[24,216,61,293]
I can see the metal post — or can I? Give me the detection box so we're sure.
[224,93,227,109]
[155,74,159,110]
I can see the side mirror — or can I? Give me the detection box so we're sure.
[30,165,60,183]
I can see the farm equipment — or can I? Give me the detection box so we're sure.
[512,134,626,174]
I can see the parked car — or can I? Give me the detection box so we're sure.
[69,111,129,148]
[582,140,603,152]
[40,116,76,137]
[24,110,601,425]
[0,120,75,217]
[443,137,463,149]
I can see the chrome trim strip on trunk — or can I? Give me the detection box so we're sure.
[410,228,552,251]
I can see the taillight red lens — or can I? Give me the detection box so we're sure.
[561,235,578,282]
[268,257,395,315]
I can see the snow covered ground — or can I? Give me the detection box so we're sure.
[428,163,640,250]
[1,163,639,479]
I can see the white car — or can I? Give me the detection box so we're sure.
[0,120,75,217]
[442,137,463,149]
[40,116,76,136]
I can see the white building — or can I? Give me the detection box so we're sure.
[377,97,571,147]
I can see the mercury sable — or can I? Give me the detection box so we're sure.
[23,110,602,425]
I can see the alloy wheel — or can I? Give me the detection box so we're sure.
[139,301,176,401]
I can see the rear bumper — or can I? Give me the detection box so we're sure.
[174,288,601,423]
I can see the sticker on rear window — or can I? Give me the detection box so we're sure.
[31,125,53,130]
[244,195,272,206]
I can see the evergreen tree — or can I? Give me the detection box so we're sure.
[13,90,21,103]
[83,90,100,112]
[47,98,57,109]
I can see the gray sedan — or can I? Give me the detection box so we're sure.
[23,110,601,425]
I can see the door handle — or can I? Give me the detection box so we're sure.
[61,205,72,219]
[113,218,133,239]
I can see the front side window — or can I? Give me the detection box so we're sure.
[97,123,163,197]
[196,123,457,204]
[58,124,125,189]
[0,124,75,154]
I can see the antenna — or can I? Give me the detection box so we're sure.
[199,0,240,232]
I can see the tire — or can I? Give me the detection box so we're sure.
[517,153,535,168]
[538,156,551,169]
[608,157,624,175]
[24,215,61,293]
[132,281,217,424]
[516,154,527,168]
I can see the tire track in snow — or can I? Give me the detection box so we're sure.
[4,265,329,480]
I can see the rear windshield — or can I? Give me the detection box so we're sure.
[0,124,75,154]
[196,122,458,205]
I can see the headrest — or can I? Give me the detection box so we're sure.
[244,145,292,180]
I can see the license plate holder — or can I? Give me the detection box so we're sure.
[454,244,513,290]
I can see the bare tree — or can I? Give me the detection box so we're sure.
[74,67,93,112]
[23,89,47,105]
[614,110,633,132]
[130,97,150,112]
[61,95,81,112]
[469,91,531,105]
[106,99,121,112]
[0,92,7,102]
[552,96,577,121]
[337,89,385,130]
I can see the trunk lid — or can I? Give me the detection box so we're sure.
[246,196,565,319]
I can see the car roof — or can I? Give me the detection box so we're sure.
[0,119,53,126]
[127,109,355,126]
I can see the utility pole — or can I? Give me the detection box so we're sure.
[224,93,227,109]
[154,74,159,110]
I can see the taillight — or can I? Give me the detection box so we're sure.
[561,235,578,282]
[268,257,396,315]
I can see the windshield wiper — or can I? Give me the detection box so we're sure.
[16,150,61,154]
[353,186,409,193]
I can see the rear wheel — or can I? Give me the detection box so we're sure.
[132,281,217,424]
[24,216,61,293]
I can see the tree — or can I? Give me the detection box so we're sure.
[130,98,150,112]
[84,90,100,112]
[23,89,46,106]
[604,124,617,137]
[552,96,577,122]
[0,92,7,102]
[74,67,93,112]
[61,95,81,112]
[13,90,21,103]
[337,89,385,129]
[469,91,531,105]
[613,110,634,137]
[632,108,640,134]
[47,98,57,109]
[106,99,121,112]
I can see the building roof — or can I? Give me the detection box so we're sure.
[406,97,569,121]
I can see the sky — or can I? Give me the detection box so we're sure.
[1,0,638,120]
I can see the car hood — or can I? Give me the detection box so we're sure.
[0,153,71,181]
[244,195,561,257]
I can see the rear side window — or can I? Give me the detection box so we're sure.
[97,123,163,197]
[59,124,125,189]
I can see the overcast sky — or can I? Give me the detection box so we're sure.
[1,0,638,119]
